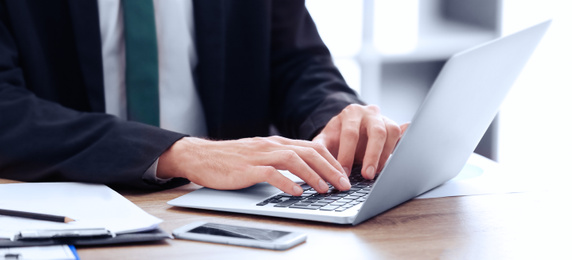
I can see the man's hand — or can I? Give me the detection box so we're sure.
[156,136,351,196]
[313,104,408,179]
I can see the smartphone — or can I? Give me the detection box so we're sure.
[172,222,307,250]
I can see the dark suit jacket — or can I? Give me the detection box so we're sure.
[0,0,362,189]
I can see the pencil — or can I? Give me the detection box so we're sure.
[0,208,75,223]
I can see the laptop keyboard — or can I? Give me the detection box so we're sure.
[256,167,375,212]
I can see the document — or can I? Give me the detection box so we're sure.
[0,245,79,260]
[417,153,533,199]
[0,183,162,240]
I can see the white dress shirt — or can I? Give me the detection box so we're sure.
[97,0,207,136]
[97,0,207,183]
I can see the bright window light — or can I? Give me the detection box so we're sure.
[373,0,419,54]
[306,0,363,58]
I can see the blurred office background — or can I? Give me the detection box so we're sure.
[306,0,572,186]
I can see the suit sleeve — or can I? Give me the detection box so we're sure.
[0,12,187,190]
[269,0,365,140]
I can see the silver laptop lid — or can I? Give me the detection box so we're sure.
[353,21,551,225]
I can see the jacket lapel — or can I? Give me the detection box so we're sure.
[193,0,227,138]
[67,0,106,113]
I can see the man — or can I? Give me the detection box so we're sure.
[0,0,405,195]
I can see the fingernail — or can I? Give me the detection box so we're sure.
[366,166,375,179]
[292,185,303,195]
[339,176,351,190]
[343,167,350,176]
[318,179,329,192]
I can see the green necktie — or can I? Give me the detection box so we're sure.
[122,0,160,126]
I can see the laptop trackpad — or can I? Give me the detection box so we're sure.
[168,182,281,209]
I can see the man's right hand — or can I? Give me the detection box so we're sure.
[156,136,351,196]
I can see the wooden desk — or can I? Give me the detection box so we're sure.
[2,179,571,259]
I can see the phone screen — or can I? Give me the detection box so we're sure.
[186,223,291,242]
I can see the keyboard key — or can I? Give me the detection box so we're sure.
[291,205,321,210]
[274,199,300,208]
[319,205,340,211]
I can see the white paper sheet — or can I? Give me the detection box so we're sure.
[0,245,78,260]
[0,183,162,239]
[417,153,533,199]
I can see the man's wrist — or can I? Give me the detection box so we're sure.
[156,137,193,179]
[142,158,173,184]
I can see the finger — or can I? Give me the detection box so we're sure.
[312,123,340,158]
[376,119,403,171]
[400,123,410,134]
[393,122,410,147]
[259,149,331,193]
[252,136,348,191]
[336,115,362,177]
[285,144,351,191]
[275,137,345,176]
[252,166,303,196]
[360,118,386,179]
[312,133,338,160]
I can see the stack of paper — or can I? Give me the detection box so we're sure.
[0,182,162,240]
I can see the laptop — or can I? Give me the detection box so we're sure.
[168,21,550,225]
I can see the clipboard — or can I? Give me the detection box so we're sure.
[0,228,170,247]
[0,183,171,247]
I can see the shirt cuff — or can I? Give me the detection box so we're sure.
[142,158,173,185]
